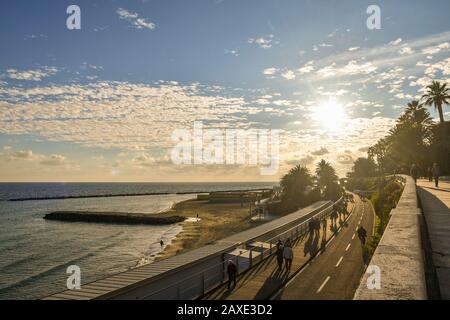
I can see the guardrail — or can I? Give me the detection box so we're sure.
[141,196,344,300]
[354,175,427,300]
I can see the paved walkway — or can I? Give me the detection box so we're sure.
[417,179,450,299]
[277,196,372,300]
[202,200,357,300]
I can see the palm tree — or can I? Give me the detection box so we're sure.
[315,159,338,189]
[280,165,313,211]
[401,100,433,127]
[422,81,450,124]
[387,102,434,170]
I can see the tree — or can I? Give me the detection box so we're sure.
[368,138,393,173]
[422,80,450,124]
[315,159,340,200]
[350,157,377,178]
[386,101,433,170]
[280,165,313,212]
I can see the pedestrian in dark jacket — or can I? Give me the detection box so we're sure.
[275,240,284,271]
[410,163,418,183]
[427,167,433,182]
[227,260,237,290]
[432,163,440,188]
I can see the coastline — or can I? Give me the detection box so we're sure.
[154,198,266,261]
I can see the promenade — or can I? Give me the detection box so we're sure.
[203,197,364,300]
[417,180,450,299]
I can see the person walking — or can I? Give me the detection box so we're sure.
[227,260,237,290]
[410,163,418,183]
[283,243,293,271]
[427,167,433,182]
[322,216,328,237]
[275,240,284,271]
[432,163,440,188]
[309,219,315,237]
[160,239,164,248]
[357,226,367,245]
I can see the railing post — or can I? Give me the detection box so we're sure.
[249,248,253,267]
[261,243,264,260]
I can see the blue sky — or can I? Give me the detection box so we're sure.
[1,0,450,181]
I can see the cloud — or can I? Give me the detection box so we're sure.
[263,67,278,78]
[224,49,239,57]
[0,81,250,151]
[311,147,329,156]
[284,154,315,167]
[316,60,377,78]
[281,70,296,80]
[421,42,449,55]
[1,148,67,166]
[11,150,38,160]
[4,67,58,81]
[117,8,156,30]
[298,61,315,74]
[40,154,66,166]
[398,47,414,55]
[389,38,402,46]
[248,34,275,49]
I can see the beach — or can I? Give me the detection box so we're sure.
[155,198,266,261]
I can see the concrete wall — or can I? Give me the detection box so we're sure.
[354,176,427,300]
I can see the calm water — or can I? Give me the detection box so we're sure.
[0,182,275,299]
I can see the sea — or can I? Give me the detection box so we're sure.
[0,182,276,300]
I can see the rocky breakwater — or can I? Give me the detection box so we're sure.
[44,211,185,225]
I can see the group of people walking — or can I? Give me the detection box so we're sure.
[275,239,294,272]
[226,194,355,291]
[410,163,441,187]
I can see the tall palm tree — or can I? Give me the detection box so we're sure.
[422,81,450,124]
[401,101,433,126]
[315,159,338,189]
[280,165,312,210]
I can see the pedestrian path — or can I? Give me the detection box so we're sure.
[202,199,359,300]
[417,180,450,299]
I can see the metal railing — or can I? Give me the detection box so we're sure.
[139,195,349,300]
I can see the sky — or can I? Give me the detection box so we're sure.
[0,0,450,182]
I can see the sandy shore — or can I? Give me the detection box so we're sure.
[154,199,266,261]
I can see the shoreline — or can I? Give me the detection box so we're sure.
[153,198,268,261]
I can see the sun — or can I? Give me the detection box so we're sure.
[311,99,348,132]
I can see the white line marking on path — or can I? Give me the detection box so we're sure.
[317,276,331,293]
[352,234,356,240]
[336,257,344,267]
[345,243,351,251]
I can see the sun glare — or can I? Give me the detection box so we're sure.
[311,99,348,132]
